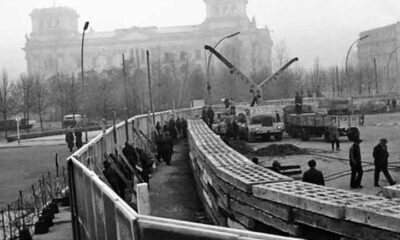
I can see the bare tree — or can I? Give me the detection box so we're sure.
[0,69,16,137]
[17,74,35,132]
[32,74,49,131]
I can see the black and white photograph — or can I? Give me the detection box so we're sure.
[1,0,400,239]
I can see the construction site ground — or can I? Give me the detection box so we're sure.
[235,112,400,196]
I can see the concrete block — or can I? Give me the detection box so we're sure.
[383,184,400,199]
[253,181,382,219]
[230,198,303,236]
[217,164,292,193]
[345,198,400,232]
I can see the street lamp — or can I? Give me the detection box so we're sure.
[206,31,240,102]
[386,45,400,88]
[81,21,89,142]
[345,34,369,96]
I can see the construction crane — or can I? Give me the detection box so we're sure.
[204,45,299,107]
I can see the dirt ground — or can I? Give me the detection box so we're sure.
[236,112,400,196]
[0,145,71,207]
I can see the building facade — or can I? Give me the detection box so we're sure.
[24,0,272,81]
[358,22,400,93]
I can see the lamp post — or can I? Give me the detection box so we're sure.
[81,21,89,142]
[345,34,369,96]
[386,45,400,89]
[206,31,240,103]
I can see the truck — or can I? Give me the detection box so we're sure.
[204,45,297,142]
[236,106,285,142]
[283,105,362,141]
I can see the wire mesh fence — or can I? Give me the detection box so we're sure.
[0,154,69,240]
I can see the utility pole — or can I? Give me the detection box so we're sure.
[146,50,155,125]
[122,54,129,116]
[373,58,379,94]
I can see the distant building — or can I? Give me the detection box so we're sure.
[24,0,272,81]
[358,22,400,93]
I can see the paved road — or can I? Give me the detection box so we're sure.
[149,139,209,223]
[242,112,400,197]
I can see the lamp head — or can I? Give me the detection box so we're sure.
[227,32,240,39]
[83,21,90,31]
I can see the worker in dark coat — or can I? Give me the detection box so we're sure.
[231,118,239,140]
[373,138,396,187]
[181,118,188,139]
[207,106,215,128]
[65,128,74,152]
[295,92,303,114]
[327,119,340,151]
[122,142,138,167]
[161,131,174,165]
[168,118,178,143]
[302,159,325,186]
[74,129,83,149]
[102,161,125,199]
[349,138,363,189]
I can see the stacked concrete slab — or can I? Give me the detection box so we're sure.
[187,119,400,240]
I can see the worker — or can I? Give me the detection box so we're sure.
[207,106,215,128]
[295,92,303,114]
[271,161,281,173]
[65,127,74,152]
[302,159,325,186]
[327,119,340,151]
[349,138,363,189]
[219,119,229,144]
[275,111,281,122]
[161,131,174,166]
[231,118,239,140]
[102,161,125,199]
[373,138,397,187]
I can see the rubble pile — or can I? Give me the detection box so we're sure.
[255,144,309,156]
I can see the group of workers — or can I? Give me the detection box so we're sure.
[154,117,188,165]
[65,127,83,152]
[297,137,397,188]
[202,105,239,145]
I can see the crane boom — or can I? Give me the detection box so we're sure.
[204,45,258,89]
[257,57,299,88]
[205,44,299,106]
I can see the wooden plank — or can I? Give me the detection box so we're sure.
[232,211,256,229]
[215,177,292,221]
[292,208,400,240]
[230,199,303,237]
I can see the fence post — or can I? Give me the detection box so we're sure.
[1,210,6,240]
[48,172,53,199]
[32,185,40,217]
[19,190,25,228]
[67,159,81,240]
[136,183,150,215]
[7,205,13,240]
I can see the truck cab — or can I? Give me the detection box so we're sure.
[236,106,284,142]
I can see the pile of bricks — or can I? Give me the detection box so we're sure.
[187,119,400,240]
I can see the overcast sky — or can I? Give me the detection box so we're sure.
[0,0,399,78]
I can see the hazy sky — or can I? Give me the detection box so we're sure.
[0,0,399,78]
